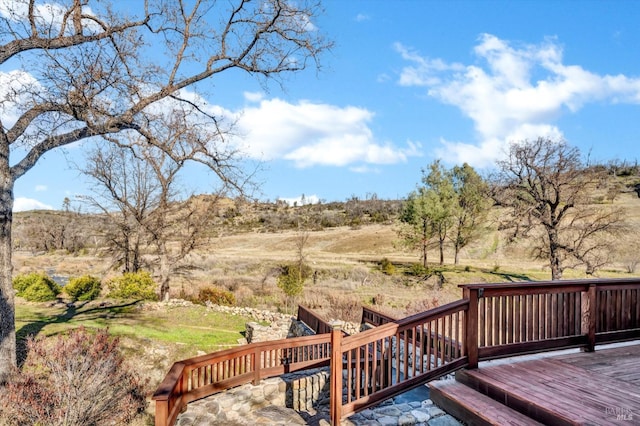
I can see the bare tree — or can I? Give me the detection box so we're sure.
[493,138,626,280]
[278,216,310,314]
[79,144,151,273]
[80,125,233,301]
[0,0,330,380]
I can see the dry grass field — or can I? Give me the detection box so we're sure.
[12,190,640,321]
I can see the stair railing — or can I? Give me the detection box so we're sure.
[154,278,640,426]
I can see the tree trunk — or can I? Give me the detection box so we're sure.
[548,229,562,280]
[158,260,169,302]
[421,219,428,268]
[0,178,16,383]
[158,242,171,302]
[454,245,460,265]
[159,275,170,302]
[439,236,445,265]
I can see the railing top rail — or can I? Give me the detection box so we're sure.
[152,362,185,401]
[395,298,469,326]
[179,333,331,367]
[361,306,399,323]
[460,277,640,290]
[297,304,334,332]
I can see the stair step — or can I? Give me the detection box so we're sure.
[455,368,590,426]
[429,379,543,426]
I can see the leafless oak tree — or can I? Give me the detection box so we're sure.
[0,0,330,380]
[80,134,222,301]
[493,138,626,280]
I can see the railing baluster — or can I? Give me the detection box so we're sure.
[355,345,361,400]
[631,289,640,328]
[346,349,352,404]
[426,320,432,371]
[479,297,485,347]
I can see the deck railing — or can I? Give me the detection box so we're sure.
[298,304,335,335]
[462,278,640,368]
[153,332,332,426]
[331,299,469,421]
[153,278,640,426]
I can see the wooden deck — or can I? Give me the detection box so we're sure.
[430,342,640,425]
[154,279,640,426]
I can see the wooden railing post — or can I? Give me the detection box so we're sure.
[252,346,261,385]
[581,284,597,352]
[464,287,479,368]
[154,399,169,426]
[330,321,343,426]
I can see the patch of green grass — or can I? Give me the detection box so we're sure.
[15,300,250,356]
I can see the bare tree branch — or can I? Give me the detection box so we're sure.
[493,138,628,279]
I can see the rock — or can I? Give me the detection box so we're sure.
[204,401,221,415]
[375,406,402,417]
[399,413,417,425]
[378,416,401,426]
[411,409,431,423]
[253,405,306,424]
[427,414,462,426]
[427,406,445,417]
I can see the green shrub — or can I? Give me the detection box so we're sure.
[408,263,428,276]
[13,273,42,294]
[64,275,102,301]
[277,263,312,298]
[379,258,396,275]
[13,273,61,302]
[196,287,236,306]
[106,271,157,301]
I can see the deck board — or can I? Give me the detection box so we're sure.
[443,343,640,425]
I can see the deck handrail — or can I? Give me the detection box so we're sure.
[152,332,331,426]
[461,278,640,368]
[154,278,640,426]
[331,299,469,421]
[297,304,335,334]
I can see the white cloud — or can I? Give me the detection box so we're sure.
[350,165,381,174]
[0,70,41,128]
[243,91,265,103]
[35,185,47,192]
[0,0,99,34]
[14,197,52,212]
[234,98,421,168]
[142,89,420,169]
[355,13,371,22]
[397,34,640,166]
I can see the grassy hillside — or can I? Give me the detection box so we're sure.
[13,189,640,317]
[10,183,640,423]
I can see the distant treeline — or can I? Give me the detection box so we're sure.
[12,195,404,253]
[12,158,640,254]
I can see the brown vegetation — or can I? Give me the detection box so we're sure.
[11,174,640,321]
[1,328,146,425]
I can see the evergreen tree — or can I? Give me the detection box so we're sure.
[450,164,490,265]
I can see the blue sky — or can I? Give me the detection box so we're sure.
[9,0,640,211]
